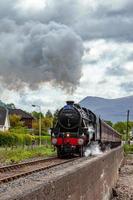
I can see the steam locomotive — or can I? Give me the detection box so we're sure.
[51,101,121,157]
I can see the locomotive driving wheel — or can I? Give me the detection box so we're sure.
[79,146,84,157]
[57,147,63,158]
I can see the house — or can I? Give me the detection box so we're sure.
[0,107,10,131]
[9,109,34,129]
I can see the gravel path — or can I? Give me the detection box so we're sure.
[112,154,133,200]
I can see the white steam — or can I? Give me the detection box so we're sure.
[84,143,103,157]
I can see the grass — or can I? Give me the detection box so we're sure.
[123,144,133,154]
[0,145,56,165]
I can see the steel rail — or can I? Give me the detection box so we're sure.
[0,157,78,184]
[0,157,57,173]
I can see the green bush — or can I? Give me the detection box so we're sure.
[34,135,51,145]
[0,132,32,147]
[0,131,15,147]
[23,134,33,146]
[0,131,51,147]
[31,129,50,136]
[124,144,133,154]
[10,127,28,135]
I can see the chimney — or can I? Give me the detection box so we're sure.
[66,101,74,105]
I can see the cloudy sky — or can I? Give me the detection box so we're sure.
[0,0,133,113]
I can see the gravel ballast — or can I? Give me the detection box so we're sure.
[112,154,133,200]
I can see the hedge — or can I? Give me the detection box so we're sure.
[34,136,51,145]
[0,131,51,147]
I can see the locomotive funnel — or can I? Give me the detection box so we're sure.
[66,101,74,105]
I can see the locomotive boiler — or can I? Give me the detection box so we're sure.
[51,101,121,157]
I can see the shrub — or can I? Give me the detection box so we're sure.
[0,131,34,147]
[34,135,51,145]
[23,134,33,146]
[10,127,28,135]
[0,131,51,147]
[124,144,133,154]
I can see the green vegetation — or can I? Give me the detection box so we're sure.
[113,121,133,141]
[0,131,51,147]
[9,114,24,127]
[105,121,113,127]
[0,108,57,164]
[123,144,133,154]
[0,129,54,164]
[0,146,55,164]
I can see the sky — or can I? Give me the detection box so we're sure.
[0,0,133,113]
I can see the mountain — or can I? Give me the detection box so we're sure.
[80,96,133,123]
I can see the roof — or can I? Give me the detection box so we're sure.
[0,107,6,125]
[9,109,34,119]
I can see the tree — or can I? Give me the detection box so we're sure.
[53,109,59,127]
[105,121,113,127]
[45,110,53,118]
[32,116,53,135]
[113,121,133,140]
[113,122,127,135]
[32,111,44,119]
[42,117,53,130]
[6,103,16,109]
[9,114,24,128]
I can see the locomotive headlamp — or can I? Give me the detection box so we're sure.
[66,133,70,137]
[78,138,84,145]
[52,138,57,145]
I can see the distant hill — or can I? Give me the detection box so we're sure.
[80,96,133,123]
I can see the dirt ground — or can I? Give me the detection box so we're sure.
[112,154,133,200]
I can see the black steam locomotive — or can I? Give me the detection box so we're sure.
[51,101,121,157]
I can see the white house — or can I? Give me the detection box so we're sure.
[0,107,10,131]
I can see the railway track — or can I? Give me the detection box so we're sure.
[0,157,78,184]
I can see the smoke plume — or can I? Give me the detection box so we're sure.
[0,19,83,91]
[0,0,84,92]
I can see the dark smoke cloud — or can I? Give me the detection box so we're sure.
[0,19,83,91]
[0,0,84,92]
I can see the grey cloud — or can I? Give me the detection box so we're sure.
[120,82,133,92]
[0,0,81,26]
[0,0,16,19]
[19,94,45,109]
[104,1,133,18]
[75,16,133,41]
[128,54,133,61]
[33,0,133,42]
[98,79,108,85]
[1,0,133,42]
[106,66,127,76]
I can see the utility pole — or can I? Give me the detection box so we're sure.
[32,104,42,146]
[126,109,130,144]
[39,111,42,146]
